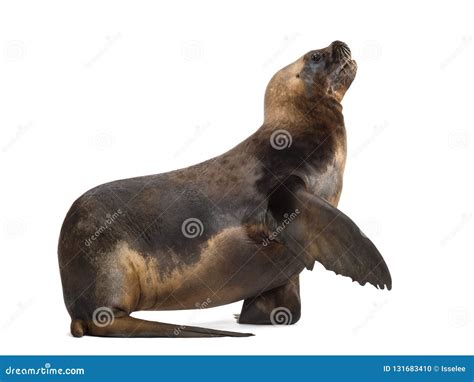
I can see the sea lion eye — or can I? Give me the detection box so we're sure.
[311,53,322,62]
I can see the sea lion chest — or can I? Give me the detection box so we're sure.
[305,129,347,206]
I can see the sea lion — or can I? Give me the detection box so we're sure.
[58,40,391,338]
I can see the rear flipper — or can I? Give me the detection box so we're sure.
[268,176,392,290]
[237,275,301,325]
[71,316,253,338]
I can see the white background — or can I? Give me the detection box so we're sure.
[1,0,473,355]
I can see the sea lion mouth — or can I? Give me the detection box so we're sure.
[332,59,357,93]
[340,58,357,74]
[330,41,357,82]
[332,58,357,80]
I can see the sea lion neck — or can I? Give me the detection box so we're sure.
[262,95,344,132]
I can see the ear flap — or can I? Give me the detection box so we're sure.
[267,177,392,290]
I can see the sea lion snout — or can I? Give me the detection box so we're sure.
[331,40,352,60]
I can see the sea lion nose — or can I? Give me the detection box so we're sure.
[331,41,351,59]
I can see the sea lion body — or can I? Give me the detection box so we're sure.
[59,126,343,311]
[58,41,391,337]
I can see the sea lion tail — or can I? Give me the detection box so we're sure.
[70,316,254,338]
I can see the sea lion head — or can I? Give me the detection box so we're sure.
[264,41,357,122]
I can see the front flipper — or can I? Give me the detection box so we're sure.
[268,177,392,290]
[237,275,301,325]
